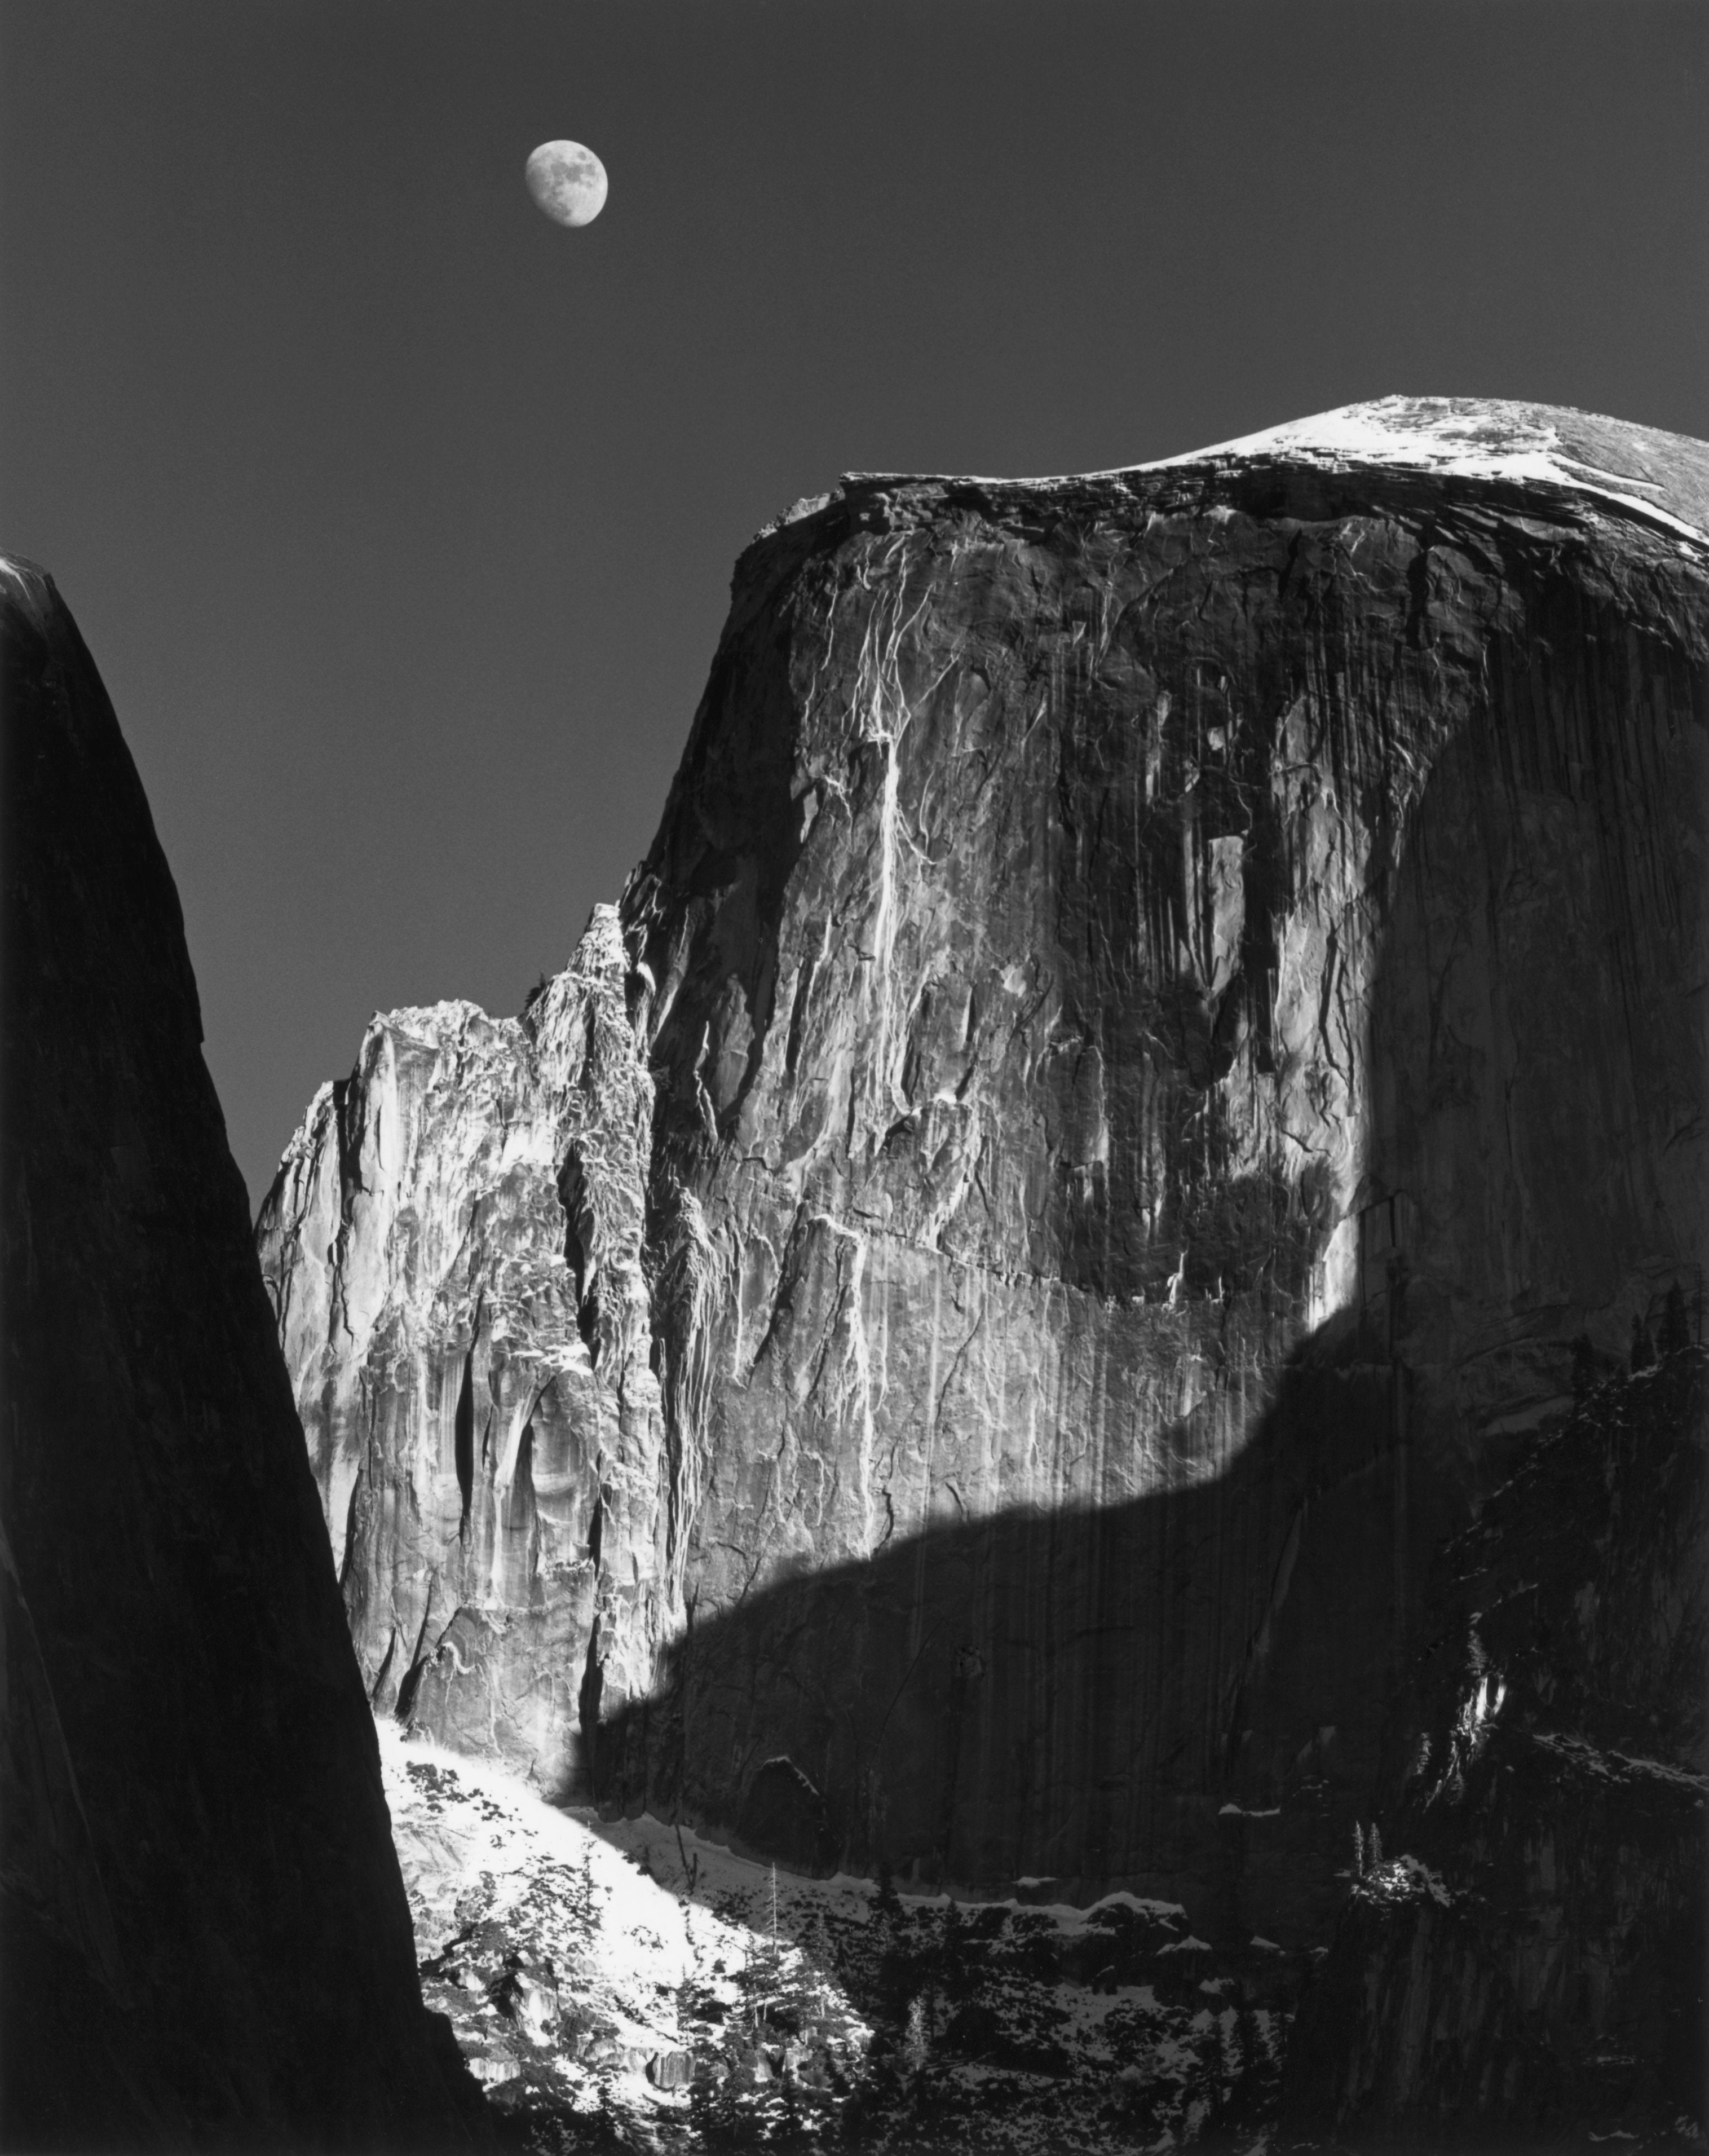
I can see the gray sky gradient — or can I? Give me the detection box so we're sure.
[3,0,1704,1206]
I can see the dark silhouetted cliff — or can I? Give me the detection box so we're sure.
[1,557,489,2149]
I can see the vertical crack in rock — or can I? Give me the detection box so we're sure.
[652,1178,727,1598]
[453,1348,475,1541]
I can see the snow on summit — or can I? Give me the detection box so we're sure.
[1141,393,1709,542]
[833,396,1709,546]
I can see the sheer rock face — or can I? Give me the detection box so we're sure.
[262,911,660,1792]
[259,399,1709,1937]
[1279,1348,1707,2148]
[0,558,485,2149]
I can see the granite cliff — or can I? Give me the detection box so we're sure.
[0,558,488,2147]
[259,398,1708,1984]
[1281,1333,1706,2148]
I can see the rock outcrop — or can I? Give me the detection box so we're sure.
[0,557,488,2148]
[1279,1337,1706,2148]
[259,399,1708,1970]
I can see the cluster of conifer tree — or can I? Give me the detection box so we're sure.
[1571,1278,1695,1397]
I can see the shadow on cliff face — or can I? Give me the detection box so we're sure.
[1277,1345,1707,2149]
[589,480,1706,1955]
[588,1302,1452,1946]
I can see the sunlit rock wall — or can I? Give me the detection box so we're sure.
[259,400,1708,1934]
[260,910,660,1791]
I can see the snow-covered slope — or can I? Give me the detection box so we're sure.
[379,1721,1297,2149]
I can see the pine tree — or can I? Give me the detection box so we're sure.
[761,1860,780,2008]
[1659,1282,1690,1358]
[939,1897,963,2005]
[1352,1821,1366,1875]
[1630,1314,1655,1372]
[1369,1823,1383,1867]
[1570,1333,1597,1399]
[903,1994,929,2076]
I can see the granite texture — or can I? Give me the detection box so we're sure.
[1279,1341,1706,2149]
[0,557,489,2149]
[259,399,1709,1959]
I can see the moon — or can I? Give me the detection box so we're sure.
[525,141,608,228]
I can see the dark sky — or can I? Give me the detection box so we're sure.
[3,1,1705,1207]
